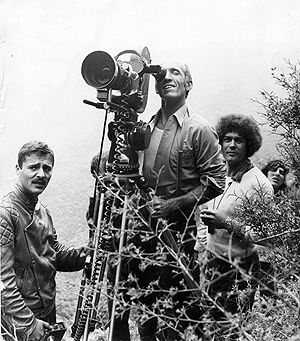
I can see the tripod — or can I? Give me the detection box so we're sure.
[71,78,153,340]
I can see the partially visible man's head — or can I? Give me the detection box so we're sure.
[155,61,193,99]
[261,159,289,193]
[90,152,108,177]
[16,141,55,198]
[216,114,262,158]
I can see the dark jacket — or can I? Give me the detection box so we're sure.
[0,184,86,340]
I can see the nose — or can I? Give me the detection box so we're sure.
[229,139,236,148]
[163,69,172,81]
[36,167,46,177]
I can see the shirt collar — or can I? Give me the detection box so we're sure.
[14,183,38,212]
[231,159,254,183]
[149,104,188,128]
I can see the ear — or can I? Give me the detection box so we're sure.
[15,164,20,175]
[185,81,193,92]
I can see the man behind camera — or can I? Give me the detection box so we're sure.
[135,61,226,340]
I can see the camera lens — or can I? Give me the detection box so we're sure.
[82,51,117,89]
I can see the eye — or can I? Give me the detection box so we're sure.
[43,166,52,173]
[170,68,181,76]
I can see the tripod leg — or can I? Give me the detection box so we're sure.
[82,311,90,341]
[86,191,107,332]
[108,194,129,341]
[72,190,109,341]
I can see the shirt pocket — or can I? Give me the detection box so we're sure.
[170,145,194,171]
[180,149,195,171]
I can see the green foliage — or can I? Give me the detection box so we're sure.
[237,60,300,340]
[253,60,300,185]
[247,60,300,268]
[237,190,300,257]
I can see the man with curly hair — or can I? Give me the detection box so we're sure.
[198,114,274,340]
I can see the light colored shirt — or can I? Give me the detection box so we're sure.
[143,126,163,182]
[196,165,274,258]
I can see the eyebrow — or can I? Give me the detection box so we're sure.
[271,167,285,172]
[27,162,40,167]
[28,162,52,168]
[169,67,183,74]
[224,135,244,139]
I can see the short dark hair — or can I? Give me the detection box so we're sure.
[90,153,101,175]
[90,152,108,176]
[216,114,262,158]
[18,141,55,168]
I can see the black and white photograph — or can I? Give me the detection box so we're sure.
[1,1,300,340]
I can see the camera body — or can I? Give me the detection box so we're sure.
[81,47,163,113]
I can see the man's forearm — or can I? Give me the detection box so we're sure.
[54,242,87,271]
[170,184,207,211]
[169,178,224,212]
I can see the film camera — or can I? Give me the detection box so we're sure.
[81,47,165,174]
[81,47,165,112]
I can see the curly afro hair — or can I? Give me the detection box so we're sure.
[216,114,262,158]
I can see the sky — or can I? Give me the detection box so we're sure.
[0,0,299,238]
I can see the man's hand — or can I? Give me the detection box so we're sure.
[147,196,177,218]
[28,319,51,341]
[200,208,228,230]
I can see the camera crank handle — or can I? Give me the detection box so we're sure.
[83,99,106,110]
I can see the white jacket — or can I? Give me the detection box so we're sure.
[195,165,273,259]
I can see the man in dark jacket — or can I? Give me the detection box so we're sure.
[1,140,87,341]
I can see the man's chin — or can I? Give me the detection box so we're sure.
[225,157,236,163]
[31,185,47,196]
